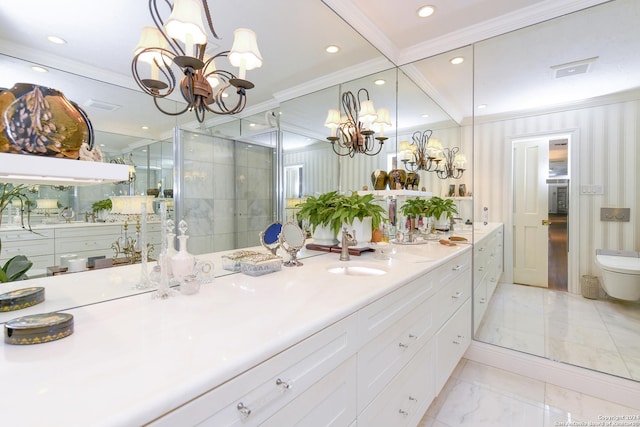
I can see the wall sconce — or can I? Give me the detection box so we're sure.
[324,88,390,157]
[435,147,466,180]
[401,130,466,180]
[131,0,263,122]
[401,130,444,172]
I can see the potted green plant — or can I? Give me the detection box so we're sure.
[333,192,387,242]
[296,191,387,245]
[424,196,459,230]
[91,198,113,221]
[296,191,345,244]
[0,255,33,283]
[399,197,430,230]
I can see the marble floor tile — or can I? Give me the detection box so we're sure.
[476,282,640,382]
[420,359,640,427]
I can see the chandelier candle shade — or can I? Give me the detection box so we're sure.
[324,88,389,157]
[132,0,263,122]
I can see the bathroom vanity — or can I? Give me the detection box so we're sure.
[0,229,489,426]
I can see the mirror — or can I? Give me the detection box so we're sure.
[280,222,306,267]
[471,0,640,382]
[260,222,283,255]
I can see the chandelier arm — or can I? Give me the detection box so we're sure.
[201,0,220,40]
[153,97,191,116]
[131,48,178,98]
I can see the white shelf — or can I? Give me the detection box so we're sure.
[444,196,473,201]
[0,153,130,186]
[360,189,434,198]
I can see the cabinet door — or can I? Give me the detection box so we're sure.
[260,356,356,427]
[436,299,472,393]
[358,339,436,427]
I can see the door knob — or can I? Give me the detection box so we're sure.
[542,219,552,225]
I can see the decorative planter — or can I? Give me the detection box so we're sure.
[0,83,93,159]
[370,169,388,190]
[433,212,450,231]
[312,224,338,246]
[388,169,406,190]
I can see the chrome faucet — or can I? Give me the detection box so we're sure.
[449,217,463,231]
[340,227,357,261]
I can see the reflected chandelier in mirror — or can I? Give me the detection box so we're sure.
[324,88,390,157]
[131,0,263,122]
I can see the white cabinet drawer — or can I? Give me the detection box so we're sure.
[0,228,54,241]
[436,299,472,393]
[357,294,436,411]
[433,251,471,324]
[473,280,488,334]
[55,235,117,255]
[0,238,54,258]
[54,225,122,238]
[359,339,436,427]
[358,270,436,346]
[151,314,358,427]
[261,356,356,427]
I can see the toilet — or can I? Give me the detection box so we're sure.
[595,249,640,301]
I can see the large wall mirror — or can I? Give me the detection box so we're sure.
[1,0,638,386]
[471,0,640,382]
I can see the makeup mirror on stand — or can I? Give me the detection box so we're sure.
[280,222,306,267]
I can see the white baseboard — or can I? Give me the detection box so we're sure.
[464,341,640,410]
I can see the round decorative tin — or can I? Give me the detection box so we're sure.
[0,287,45,312]
[4,312,74,345]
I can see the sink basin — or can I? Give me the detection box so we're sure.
[327,264,388,276]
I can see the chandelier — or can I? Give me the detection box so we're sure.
[132,0,263,122]
[401,130,466,179]
[324,88,390,157]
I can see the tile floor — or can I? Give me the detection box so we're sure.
[475,283,640,381]
[420,359,640,426]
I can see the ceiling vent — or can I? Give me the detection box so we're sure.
[551,57,598,79]
[84,99,121,111]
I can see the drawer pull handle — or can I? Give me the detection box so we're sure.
[237,402,251,418]
[452,265,463,271]
[453,340,461,345]
[398,409,409,416]
[480,298,486,303]
[398,342,409,349]
[477,267,484,271]
[408,334,417,340]
[478,247,485,251]
[409,396,417,402]
[451,291,464,299]
[275,378,291,390]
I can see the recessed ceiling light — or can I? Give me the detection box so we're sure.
[325,45,340,54]
[31,66,48,73]
[477,104,487,109]
[417,5,435,18]
[141,126,149,130]
[421,114,430,118]
[47,35,66,44]
[450,56,464,65]
[374,79,385,86]
[249,123,256,127]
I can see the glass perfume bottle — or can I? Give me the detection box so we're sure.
[170,219,197,293]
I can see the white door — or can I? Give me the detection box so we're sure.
[512,139,549,287]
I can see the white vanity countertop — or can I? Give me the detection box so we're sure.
[0,228,496,426]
